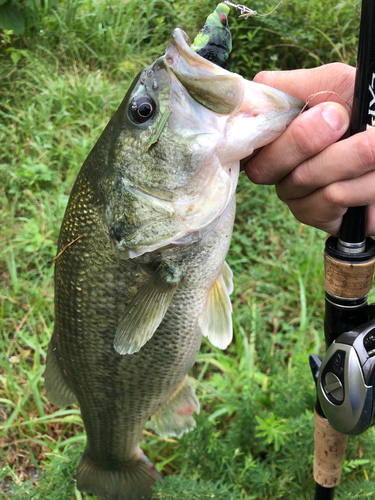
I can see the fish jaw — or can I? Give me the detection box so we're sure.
[216,80,303,164]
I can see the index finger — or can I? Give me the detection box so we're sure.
[254,63,355,109]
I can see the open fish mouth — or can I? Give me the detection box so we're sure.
[164,28,302,119]
[163,28,245,115]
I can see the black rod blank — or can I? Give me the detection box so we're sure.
[339,0,375,246]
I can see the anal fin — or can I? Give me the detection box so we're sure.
[198,261,233,350]
[114,263,181,355]
[150,376,200,438]
[44,336,77,408]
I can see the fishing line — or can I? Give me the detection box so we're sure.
[223,0,284,18]
[300,91,352,114]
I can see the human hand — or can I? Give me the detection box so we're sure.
[243,62,375,236]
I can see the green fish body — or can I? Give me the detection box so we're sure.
[191,3,232,68]
[45,28,302,500]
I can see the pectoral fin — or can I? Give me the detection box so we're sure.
[199,261,233,350]
[150,376,200,438]
[114,263,180,355]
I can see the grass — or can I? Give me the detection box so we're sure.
[1,0,375,498]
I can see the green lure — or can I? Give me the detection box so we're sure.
[191,3,232,69]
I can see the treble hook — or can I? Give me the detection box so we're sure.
[223,0,284,18]
[223,1,258,17]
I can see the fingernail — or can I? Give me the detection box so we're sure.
[322,104,347,131]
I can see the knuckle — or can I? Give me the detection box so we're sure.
[319,63,355,104]
[322,183,347,207]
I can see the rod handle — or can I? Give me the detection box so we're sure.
[313,409,348,487]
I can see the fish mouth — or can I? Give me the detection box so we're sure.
[163,28,244,115]
[163,28,303,119]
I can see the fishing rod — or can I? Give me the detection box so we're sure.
[310,1,375,499]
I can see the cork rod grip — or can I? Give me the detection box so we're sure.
[324,253,375,298]
[313,409,348,487]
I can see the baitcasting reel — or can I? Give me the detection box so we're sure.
[317,317,375,435]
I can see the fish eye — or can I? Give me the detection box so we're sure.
[221,14,228,27]
[130,96,156,123]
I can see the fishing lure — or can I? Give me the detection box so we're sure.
[191,3,232,68]
[191,1,284,71]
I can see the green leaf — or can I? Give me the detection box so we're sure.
[145,108,172,150]
[0,1,25,35]
[10,50,22,64]
[255,413,291,452]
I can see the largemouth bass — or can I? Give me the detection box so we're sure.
[45,27,303,500]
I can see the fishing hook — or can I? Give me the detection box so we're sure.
[223,0,284,18]
[223,1,258,17]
